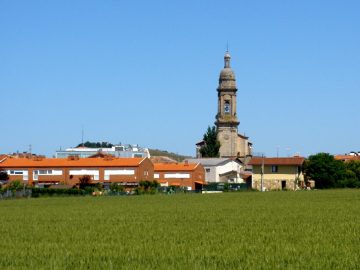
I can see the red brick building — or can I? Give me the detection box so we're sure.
[154,162,205,190]
[0,156,154,186]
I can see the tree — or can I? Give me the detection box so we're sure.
[199,126,221,158]
[303,153,347,189]
[76,141,113,148]
[0,169,9,183]
[341,160,360,188]
[78,175,92,189]
[345,160,360,181]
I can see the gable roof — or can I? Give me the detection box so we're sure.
[185,158,234,167]
[0,157,146,168]
[249,157,305,166]
[154,162,199,171]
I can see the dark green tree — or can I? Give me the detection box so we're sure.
[345,160,360,180]
[303,153,347,189]
[0,169,9,182]
[199,126,221,158]
[340,160,360,188]
[78,175,92,189]
[76,141,113,148]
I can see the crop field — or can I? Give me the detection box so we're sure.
[0,190,359,269]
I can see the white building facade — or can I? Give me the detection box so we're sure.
[185,158,244,183]
[56,144,150,159]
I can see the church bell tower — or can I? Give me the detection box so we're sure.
[215,51,240,157]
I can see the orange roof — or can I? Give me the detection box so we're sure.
[194,181,206,185]
[168,182,180,186]
[154,162,199,171]
[158,180,168,184]
[0,157,146,168]
[249,157,305,166]
[334,155,360,161]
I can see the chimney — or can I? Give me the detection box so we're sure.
[184,160,189,166]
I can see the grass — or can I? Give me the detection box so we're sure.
[0,190,359,269]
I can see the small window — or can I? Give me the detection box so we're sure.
[206,168,210,173]
[271,166,278,173]
[224,101,231,114]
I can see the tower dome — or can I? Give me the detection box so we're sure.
[218,51,236,88]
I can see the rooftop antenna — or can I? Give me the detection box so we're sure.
[29,144,32,155]
[81,126,84,147]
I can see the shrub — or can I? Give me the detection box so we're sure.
[7,180,24,191]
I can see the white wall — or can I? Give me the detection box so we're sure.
[164,173,190,179]
[69,169,99,180]
[204,161,243,183]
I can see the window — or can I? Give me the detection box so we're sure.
[271,166,278,173]
[206,168,211,173]
[34,170,62,175]
[9,170,24,175]
[224,101,231,114]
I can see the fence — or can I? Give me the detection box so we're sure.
[0,189,32,199]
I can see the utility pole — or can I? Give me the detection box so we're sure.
[260,154,264,192]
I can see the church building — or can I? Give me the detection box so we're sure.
[197,51,252,162]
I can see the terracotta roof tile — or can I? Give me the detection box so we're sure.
[334,155,360,161]
[0,157,146,168]
[154,162,199,171]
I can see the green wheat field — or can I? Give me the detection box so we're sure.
[0,190,359,269]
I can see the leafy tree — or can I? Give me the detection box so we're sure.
[199,126,221,158]
[303,153,347,189]
[76,141,113,148]
[78,175,92,189]
[340,161,360,188]
[345,160,360,181]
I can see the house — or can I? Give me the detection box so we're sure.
[0,156,154,187]
[334,154,360,162]
[185,158,244,183]
[55,144,150,159]
[249,157,305,191]
[153,162,205,191]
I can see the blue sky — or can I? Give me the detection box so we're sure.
[1,0,359,157]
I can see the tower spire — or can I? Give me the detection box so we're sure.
[224,51,231,68]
